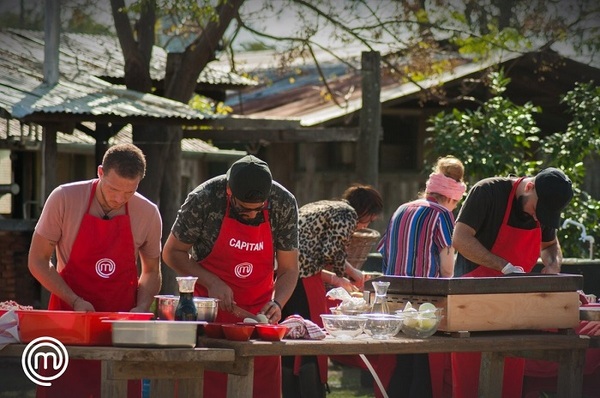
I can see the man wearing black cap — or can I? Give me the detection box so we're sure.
[163,155,299,398]
[449,167,574,398]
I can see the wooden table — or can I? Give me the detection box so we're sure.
[0,344,235,398]
[1,331,590,398]
[199,330,589,398]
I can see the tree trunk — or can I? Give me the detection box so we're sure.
[111,0,246,294]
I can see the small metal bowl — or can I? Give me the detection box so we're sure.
[154,295,218,322]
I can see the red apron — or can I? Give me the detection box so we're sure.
[451,177,541,398]
[196,197,279,398]
[298,272,329,383]
[39,180,139,398]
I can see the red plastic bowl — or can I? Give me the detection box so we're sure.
[255,324,288,341]
[222,323,255,341]
[203,322,225,339]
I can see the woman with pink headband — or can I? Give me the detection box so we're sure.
[378,155,466,278]
[374,155,466,398]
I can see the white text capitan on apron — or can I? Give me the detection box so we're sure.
[229,238,264,251]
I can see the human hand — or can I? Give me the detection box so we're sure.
[260,300,282,324]
[501,263,525,274]
[208,281,235,312]
[540,264,560,274]
[348,271,365,290]
[344,262,365,289]
[72,296,95,312]
[338,276,360,293]
[130,305,150,313]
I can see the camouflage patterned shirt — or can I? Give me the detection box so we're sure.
[171,175,299,262]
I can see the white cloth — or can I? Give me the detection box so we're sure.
[502,263,525,274]
[0,310,20,350]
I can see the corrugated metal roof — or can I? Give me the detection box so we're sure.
[0,29,224,123]
[221,48,600,128]
[223,52,522,126]
[7,29,257,88]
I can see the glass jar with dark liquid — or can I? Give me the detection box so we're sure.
[175,276,198,321]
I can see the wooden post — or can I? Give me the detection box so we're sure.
[357,51,381,187]
[43,0,60,85]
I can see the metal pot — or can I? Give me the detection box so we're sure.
[154,294,218,321]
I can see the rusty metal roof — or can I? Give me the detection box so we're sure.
[222,48,600,128]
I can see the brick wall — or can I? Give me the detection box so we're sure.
[0,221,39,307]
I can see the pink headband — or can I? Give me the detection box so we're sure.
[425,173,466,201]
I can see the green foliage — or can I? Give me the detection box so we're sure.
[541,82,600,258]
[66,9,113,35]
[239,41,276,51]
[427,74,600,258]
[188,94,232,115]
[426,70,541,182]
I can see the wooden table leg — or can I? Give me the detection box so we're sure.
[479,351,504,398]
[150,380,176,398]
[101,361,128,398]
[226,357,254,398]
[556,348,585,398]
[178,378,204,397]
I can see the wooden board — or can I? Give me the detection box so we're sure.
[381,291,580,332]
[367,274,583,296]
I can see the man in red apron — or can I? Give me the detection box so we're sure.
[163,155,300,398]
[449,167,573,398]
[28,143,163,398]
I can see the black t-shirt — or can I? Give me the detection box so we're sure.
[454,176,556,275]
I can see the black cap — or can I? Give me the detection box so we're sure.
[226,155,272,203]
[534,167,573,228]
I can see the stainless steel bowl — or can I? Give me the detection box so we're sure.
[154,295,218,321]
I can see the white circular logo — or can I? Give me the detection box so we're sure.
[21,337,69,387]
[234,262,253,279]
[96,258,116,278]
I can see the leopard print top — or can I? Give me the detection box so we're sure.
[298,200,357,278]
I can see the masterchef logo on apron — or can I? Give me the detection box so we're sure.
[95,258,116,278]
[234,262,253,278]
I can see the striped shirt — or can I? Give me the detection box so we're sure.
[377,199,454,277]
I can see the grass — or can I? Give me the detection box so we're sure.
[327,361,375,398]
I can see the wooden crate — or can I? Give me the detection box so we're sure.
[365,274,583,333]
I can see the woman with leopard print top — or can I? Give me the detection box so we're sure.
[281,184,383,398]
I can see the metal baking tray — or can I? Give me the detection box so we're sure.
[107,320,205,347]
[580,306,600,321]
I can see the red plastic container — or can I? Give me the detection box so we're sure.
[222,323,254,341]
[11,310,153,346]
[255,324,288,341]
[203,322,226,339]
